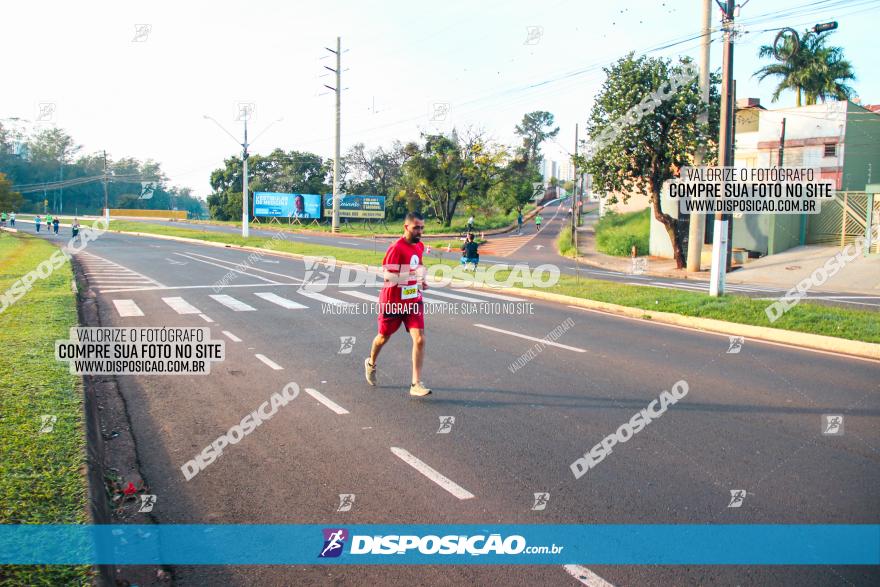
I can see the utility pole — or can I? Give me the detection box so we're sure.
[324,37,342,232]
[687,0,712,273]
[571,124,578,237]
[778,118,786,166]
[709,0,735,297]
[103,150,109,221]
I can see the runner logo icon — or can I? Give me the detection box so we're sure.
[319,528,349,558]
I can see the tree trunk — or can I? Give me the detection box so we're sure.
[650,185,685,269]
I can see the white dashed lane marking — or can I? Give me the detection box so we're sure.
[390,447,475,500]
[473,324,587,353]
[255,354,284,370]
[303,388,350,415]
[222,330,242,342]
[563,565,616,586]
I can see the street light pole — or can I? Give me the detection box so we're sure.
[204,113,263,239]
[103,150,109,221]
[709,0,736,297]
[242,116,249,239]
[687,0,712,273]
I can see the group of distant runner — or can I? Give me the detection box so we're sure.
[0,211,81,238]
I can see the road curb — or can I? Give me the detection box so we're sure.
[484,285,880,361]
[108,228,880,361]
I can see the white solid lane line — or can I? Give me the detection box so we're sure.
[162,296,202,315]
[112,299,144,317]
[303,388,350,415]
[474,324,587,353]
[255,354,284,370]
[210,294,257,312]
[390,447,475,500]
[563,565,616,587]
[174,253,281,284]
[222,330,242,342]
[254,292,308,309]
[180,251,304,283]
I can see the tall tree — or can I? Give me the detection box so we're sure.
[514,111,559,165]
[206,150,330,221]
[399,130,504,226]
[581,53,720,268]
[0,172,24,211]
[755,31,855,106]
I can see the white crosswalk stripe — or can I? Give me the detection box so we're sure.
[254,292,308,309]
[422,289,484,302]
[112,299,144,317]
[340,290,379,303]
[295,289,355,307]
[162,296,202,315]
[455,288,524,302]
[209,294,257,312]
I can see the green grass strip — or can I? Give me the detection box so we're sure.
[0,232,91,585]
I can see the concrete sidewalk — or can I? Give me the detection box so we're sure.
[574,211,880,294]
[573,211,708,280]
[725,244,880,295]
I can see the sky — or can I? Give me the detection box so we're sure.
[3,0,878,198]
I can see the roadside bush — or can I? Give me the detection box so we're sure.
[595,209,650,257]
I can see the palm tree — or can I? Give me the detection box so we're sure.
[754,31,855,106]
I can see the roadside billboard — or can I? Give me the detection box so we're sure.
[253,192,321,219]
[322,195,386,219]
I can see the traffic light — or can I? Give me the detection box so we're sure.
[811,21,838,33]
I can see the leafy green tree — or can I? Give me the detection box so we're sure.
[0,172,24,211]
[755,31,855,106]
[26,128,81,167]
[581,53,719,268]
[207,150,330,220]
[399,130,505,227]
[514,111,559,165]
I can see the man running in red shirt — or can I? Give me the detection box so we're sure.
[365,211,432,396]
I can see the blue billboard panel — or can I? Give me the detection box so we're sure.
[253,192,321,219]
[322,195,386,219]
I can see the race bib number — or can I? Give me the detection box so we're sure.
[400,285,419,300]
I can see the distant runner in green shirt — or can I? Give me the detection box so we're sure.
[535,214,543,232]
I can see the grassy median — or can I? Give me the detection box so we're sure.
[0,232,91,585]
[118,205,534,237]
[107,221,880,344]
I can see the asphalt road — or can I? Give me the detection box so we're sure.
[108,202,880,312]
[29,226,880,585]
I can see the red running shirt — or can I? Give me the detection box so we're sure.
[379,237,424,306]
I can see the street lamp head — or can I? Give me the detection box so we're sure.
[811,21,838,34]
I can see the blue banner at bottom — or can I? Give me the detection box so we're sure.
[0,525,877,565]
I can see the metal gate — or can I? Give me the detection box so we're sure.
[806,191,879,255]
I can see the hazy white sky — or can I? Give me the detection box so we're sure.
[4,0,878,197]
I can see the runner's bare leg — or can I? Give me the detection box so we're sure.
[409,328,425,384]
[370,333,388,365]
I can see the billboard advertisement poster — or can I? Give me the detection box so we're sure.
[322,195,386,219]
[253,192,322,219]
